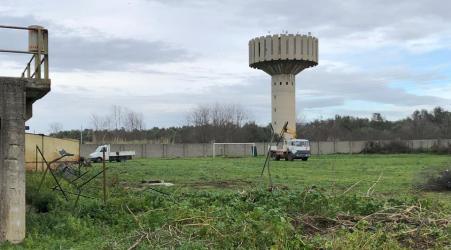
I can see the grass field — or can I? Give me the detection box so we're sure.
[1,154,450,249]
[114,154,451,199]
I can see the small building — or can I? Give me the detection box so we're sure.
[25,133,80,171]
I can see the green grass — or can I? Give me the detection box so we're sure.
[1,154,450,249]
[114,154,451,202]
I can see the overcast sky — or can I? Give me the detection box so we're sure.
[1,0,451,133]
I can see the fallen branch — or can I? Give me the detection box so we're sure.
[342,180,362,195]
[366,173,383,197]
[127,235,144,250]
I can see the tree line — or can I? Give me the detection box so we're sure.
[50,105,451,143]
[298,107,451,141]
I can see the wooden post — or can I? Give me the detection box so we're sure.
[35,146,38,172]
[41,134,44,171]
[102,148,107,204]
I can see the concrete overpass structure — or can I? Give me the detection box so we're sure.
[0,25,50,243]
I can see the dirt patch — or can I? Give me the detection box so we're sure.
[189,179,253,188]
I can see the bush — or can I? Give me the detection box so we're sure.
[430,142,451,154]
[415,168,451,191]
[362,141,411,154]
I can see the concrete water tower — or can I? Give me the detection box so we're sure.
[249,33,318,138]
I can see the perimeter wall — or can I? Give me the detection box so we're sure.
[79,139,451,158]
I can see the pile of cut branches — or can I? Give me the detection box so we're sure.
[292,204,450,249]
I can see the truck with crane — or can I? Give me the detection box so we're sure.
[270,138,310,161]
[267,122,311,161]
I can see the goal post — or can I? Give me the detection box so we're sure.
[212,143,257,158]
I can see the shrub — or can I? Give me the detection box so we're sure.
[362,140,411,154]
[430,142,451,154]
[415,168,451,191]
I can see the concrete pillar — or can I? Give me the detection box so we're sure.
[0,77,49,244]
[0,80,26,243]
[271,74,296,138]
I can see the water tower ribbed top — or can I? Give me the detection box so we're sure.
[249,34,318,75]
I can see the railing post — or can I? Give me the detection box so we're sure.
[44,55,49,80]
[27,63,31,78]
[43,30,49,80]
[34,28,42,79]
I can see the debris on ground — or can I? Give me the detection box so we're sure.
[141,180,175,187]
[415,168,451,191]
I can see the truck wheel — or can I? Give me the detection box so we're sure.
[287,153,294,161]
[270,152,276,160]
[96,157,103,163]
[275,155,281,161]
[301,157,308,161]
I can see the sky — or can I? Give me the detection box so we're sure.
[0,0,450,134]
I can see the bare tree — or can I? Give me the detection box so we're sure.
[187,103,249,142]
[89,105,146,142]
[111,105,124,130]
[90,114,112,143]
[124,111,145,131]
[189,105,210,127]
[48,122,63,135]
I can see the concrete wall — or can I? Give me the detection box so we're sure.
[25,134,80,171]
[79,139,451,159]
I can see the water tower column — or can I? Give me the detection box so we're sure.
[271,74,296,138]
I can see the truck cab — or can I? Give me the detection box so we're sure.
[285,139,310,161]
[270,139,311,161]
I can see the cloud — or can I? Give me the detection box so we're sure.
[238,0,451,54]
[50,36,192,71]
[0,13,192,73]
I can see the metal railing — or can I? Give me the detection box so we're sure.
[0,25,49,80]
